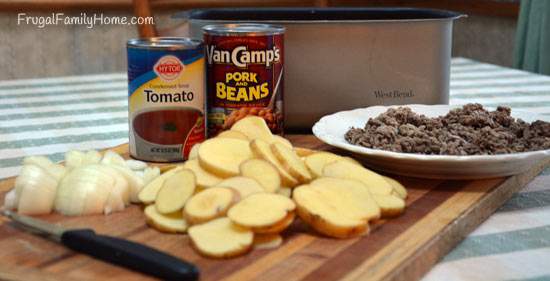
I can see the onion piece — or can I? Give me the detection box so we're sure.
[126,159,148,171]
[65,150,101,169]
[65,150,84,169]
[3,189,17,210]
[23,156,66,181]
[143,167,161,185]
[55,165,115,216]
[109,165,145,203]
[14,165,58,215]
[97,165,130,214]
[10,149,157,216]
[85,150,102,164]
[101,150,127,167]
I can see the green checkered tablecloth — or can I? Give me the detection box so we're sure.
[0,58,549,280]
[425,59,550,281]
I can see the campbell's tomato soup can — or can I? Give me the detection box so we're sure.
[127,37,205,162]
[203,24,285,137]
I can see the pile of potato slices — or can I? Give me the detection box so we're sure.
[139,116,407,258]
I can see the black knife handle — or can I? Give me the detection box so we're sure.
[61,229,199,281]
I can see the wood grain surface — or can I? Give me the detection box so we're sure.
[0,135,547,281]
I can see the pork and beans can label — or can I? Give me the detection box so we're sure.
[127,37,205,162]
[203,24,285,137]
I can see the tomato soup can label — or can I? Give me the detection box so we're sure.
[203,24,285,137]
[127,37,205,162]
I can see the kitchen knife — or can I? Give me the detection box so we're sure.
[1,209,199,281]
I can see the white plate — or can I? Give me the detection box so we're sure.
[312,104,550,179]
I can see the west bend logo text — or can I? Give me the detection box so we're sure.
[154,55,185,81]
[206,45,281,68]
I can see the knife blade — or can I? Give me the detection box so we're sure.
[2,210,199,281]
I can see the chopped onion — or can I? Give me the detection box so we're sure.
[98,165,130,214]
[65,150,101,169]
[109,165,145,203]
[101,150,127,167]
[3,189,17,210]
[85,150,102,165]
[9,149,161,217]
[14,165,58,215]
[23,156,66,181]
[143,167,161,185]
[65,150,83,168]
[55,165,115,216]
[125,159,148,171]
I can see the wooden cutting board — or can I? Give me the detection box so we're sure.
[0,135,548,281]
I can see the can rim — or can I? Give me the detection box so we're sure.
[202,23,285,36]
[127,37,203,49]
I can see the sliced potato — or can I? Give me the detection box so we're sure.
[183,187,239,224]
[144,205,188,233]
[310,177,380,221]
[188,143,201,160]
[342,156,362,166]
[188,217,253,258]
[253,234,283,250]
[293,184,369,239]
[155,169,195,214]
[277,187,292,198]
[294,147,317,157]
[215,176,265,198]
[304,152,344,178]
[250,139,299,187]
[272,135,293,149]
[239,159,281,193]
[228,193,295,234]
[198,138,253,178]
[183,159,223,188]
[231,116,274,143]
[138,166,184,204]
[372,194,406,218]
[251,213,295,234]
[158,164,179,173]
[304,152,362,178]
[383,176,408,199]
[322,160,393,195]
[271,142,312,183]
[217,130,249,140]
[194,185,205,195]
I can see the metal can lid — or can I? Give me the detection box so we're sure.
[202,23,285,36]
[127,37,203,50]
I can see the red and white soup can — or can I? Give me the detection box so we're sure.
[127,37,205,162]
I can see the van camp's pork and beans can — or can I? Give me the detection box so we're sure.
[127,37,205,162]
[203,24,285,137]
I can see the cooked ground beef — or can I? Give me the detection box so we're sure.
[345,103,550,155]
